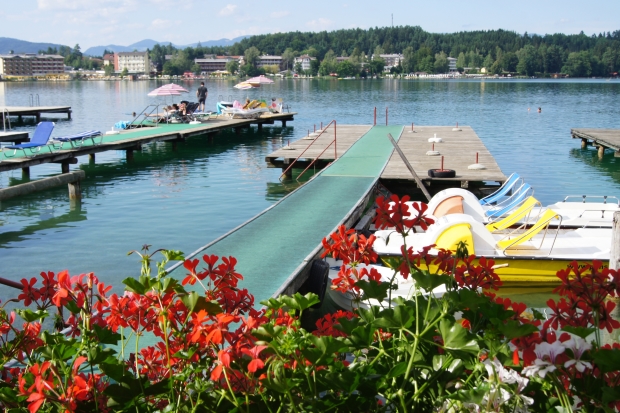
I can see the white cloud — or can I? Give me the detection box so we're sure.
[151,18,172,29]
[270,11,289,19]
[37,0,128,10]
[219,4,238,16]
[306,18,333,31]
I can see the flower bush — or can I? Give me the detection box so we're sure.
[1,195,620,412]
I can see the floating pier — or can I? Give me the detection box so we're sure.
[266,125,506,196]
[572,128,620,158]
[1,106,73,122]
[166,125,404,305]
[0,112,295,175]
[0,131,29,144]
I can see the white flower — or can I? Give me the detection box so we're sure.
[534,341,565,363]
[522,359,557,378]
[563,335,593,372]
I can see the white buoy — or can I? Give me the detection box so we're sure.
[426,151,440,156]
[428,137,443,143]
[189,120,201,125]
[468,164,486,170]
[452,122,462,131]
[105,128,119,135]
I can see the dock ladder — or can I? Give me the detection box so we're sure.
[29,94,40,107]
[279,120,337,182]
[2,108,10,132]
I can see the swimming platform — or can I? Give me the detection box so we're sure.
[165,125,403,304]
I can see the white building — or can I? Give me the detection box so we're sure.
[256,55,282,69]
[448,57,458,73]
[294,55,316,71]
[377,54,403,72]
[116,52,150,73]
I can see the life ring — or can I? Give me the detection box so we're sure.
[428,169,456,178]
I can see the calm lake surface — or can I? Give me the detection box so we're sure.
[1,78,619,306]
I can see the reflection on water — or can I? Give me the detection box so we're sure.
[0,79,619,306]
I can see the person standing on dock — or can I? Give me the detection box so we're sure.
[197,82,208,112]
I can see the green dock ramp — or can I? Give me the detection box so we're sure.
[167,125,404,303]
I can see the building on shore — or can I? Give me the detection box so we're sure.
[116,51,150,74]
[194,55,241,74]
[377,54,404,72]
[294,55,316,71]
[0,53,65,78]
[256,55,283,70]
[448,57,458,73]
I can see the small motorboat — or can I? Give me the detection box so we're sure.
[372,212,610,286]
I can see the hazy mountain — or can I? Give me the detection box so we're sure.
[0,37,68,54]
[83,36,250,57]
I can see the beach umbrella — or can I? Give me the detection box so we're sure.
[147,83,189,96]
[246,75,274,85]
[234,82,257,90]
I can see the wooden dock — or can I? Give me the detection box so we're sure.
[0,112,295,174]
[266,125,506,194]
[1,106,73,122]
[0,131,29,144]
[572,128,620,158]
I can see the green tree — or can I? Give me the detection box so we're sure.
[310,59,320,76]
[602,47,619,73]
[456,52,466,69]
[542,44,563,73]
[402,46,416,74]
[104,64,114,76]
[120,67,128,78]
[225,60,239,74]
[294,62,302,74]
[244,46,260,68]
[516,45,539,76]
[483,53,494,70]
[318,50,337,76]
[368,57,385,76]
[434,51,448,73]
[337,60,357,77]
[282,48,295,70]
[562,51,592,77]
[192,63,201,75]
[501,52,518,72]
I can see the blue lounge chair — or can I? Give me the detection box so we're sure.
[480,173,523,205]
[3,121,55,157]
[52,130,103,148]
[486,183,534,219]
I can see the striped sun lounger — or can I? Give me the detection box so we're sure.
[52,130,103,148]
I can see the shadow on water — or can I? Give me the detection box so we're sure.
[569,147,620,186]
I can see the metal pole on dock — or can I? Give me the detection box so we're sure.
[374,107,376,126]
[334,120,337,159]
[386,107,388,126]
[386,133,432,201]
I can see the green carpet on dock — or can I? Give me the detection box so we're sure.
[167,125,404,304]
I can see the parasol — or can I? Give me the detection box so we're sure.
[233,82,256,90]
[246,75,274,85]
[147,83,189,96]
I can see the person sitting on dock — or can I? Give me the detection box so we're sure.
[242,98,251,110]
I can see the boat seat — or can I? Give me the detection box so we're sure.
[485,196,541,232]
[480,173,521,205]
[432,196,464,218]
[497,209,560,252]
[435,223,474,252]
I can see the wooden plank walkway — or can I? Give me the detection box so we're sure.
[0,131,29,143]
[266,125,506,187]
[571,128,620,157]
[382,126,505,184]
[0,112,295,174]
[1,106,73,121]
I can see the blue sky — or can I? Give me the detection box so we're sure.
[1,0,619,49]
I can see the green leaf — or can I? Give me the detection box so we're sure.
[372,305,415,329]
[181,292,222,314]
[161,250,185,262]
[345,324,375,348]
[93,324,121,345]
[561,326,596,339]
[122,278,147,294]
[439,319,479,354]
[592,349,620,373]
[386,361,408,379]
[301,335,348,365]
[64,299,81,314]
[260,297,286,311]
[409,269,452,293]
[279,293,320,312]
[494,320,538,340]
[602,386,620,406]
[380,256,403,270]
[356,279,391,302]
[15,309,48,322]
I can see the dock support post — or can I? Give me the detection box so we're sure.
[61,162,69,173]
[68,180,81,200]
[282,167,292,178]
[67,110,72,120]
[126,150,134,162]
[18,115,23,122]
[257,123,263,131]
[172,141,178,151]
[234,128,240,135]
[581,138,588,149]
[89,153,95,162]
[598,145,606,158]
[605,211,620,344]
[281,120,287,127]
[22,167,30,178]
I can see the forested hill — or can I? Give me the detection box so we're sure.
[230,26,619,59]
[227,26,620,76]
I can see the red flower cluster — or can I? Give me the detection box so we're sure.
[545,261,620,332]
[373,195,435,233]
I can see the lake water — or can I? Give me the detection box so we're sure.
[1,78,619,306]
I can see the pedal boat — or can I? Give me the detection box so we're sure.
[372,211,610,287]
